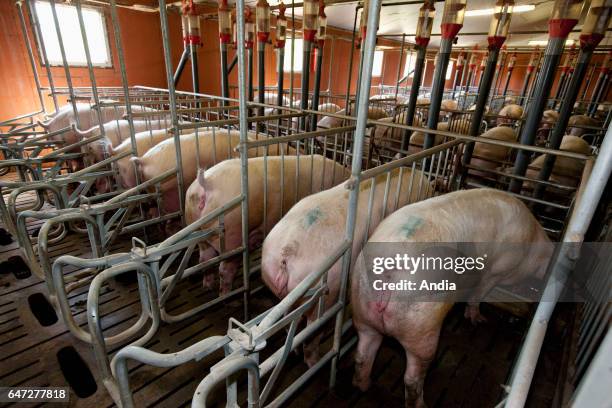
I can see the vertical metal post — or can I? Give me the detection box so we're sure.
[424,38,454,149]
[552,66,568,109]
[329,0,382,388]
[158,0,186,224]
[451,53,463,99]
[248,47,254,125]
[394,34,405,100]
[491,50,505,100]
[16,0,46,114]
[400,45,426,152]
[534,49,593,199]
[343,6,359,113]
[258,41,266,119]
[190,42,200,94]
[510,37,569,193]
[300,40,312,131]
[588,69,609,116]
[276,47,285,107]
[235,0,251,320]
[518,66,533,104]
[310,43,324,130]
[26,0,58,112]
[48,0,80,128]
[220,43,230,103]
[526,53,543,105]
[108,0,138,165]
[580,63,596,102]
[460,47,501,182]
[506,123,612,408]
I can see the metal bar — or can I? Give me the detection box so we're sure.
[277,46,285,108]
[505,124,612,406]
[16,0,46,114]
[300,40,313,131]
[424,37,453,150]
[580,63,596,101]
[394,34,405,100]
[533,49,593,199]
[400,45,426,153]
[310,43,324,130]
[330,0,382,388]
[220,43,230,103]
[258,41,266,120]
[571,328,612,407]
[510,37,566,193]
[460,47,501,184]
[227,53,238,73]
[174,47,191,86]
[158,0,186,225]
[235,0,252,320]
[191,43,200,94]
[248,47,254,126]
[344,6,358,113]
[26,0,58,112]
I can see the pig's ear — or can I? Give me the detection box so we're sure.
[37,119,51,130]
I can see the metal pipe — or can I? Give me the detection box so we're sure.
[491,50,505,100]
[552,68,568,109]
[330,0,382,388]
[580,63,596,101]
[220,43,229,106]
[300,40,312,131]
[400,45,426,153]
[518,65,533,104]
[310,43,324,131]
[424,37,453,150]
[533,50,594,199]
[190,43,200,94]
[461,47,501,183]
[276,47,285,107]
[343,6,359,113]
[25,0,59,112]
[158,0,186,224]
[258,41,266,120]
[589,71,609,116]
[510,37,567,193]
[235,0,252,320]
[228,53,238,73]
[505,124,612,407]
[451,53,463,99]
[173,47,190,86]
[248,47,254,126]
[16,1,46,114]
[394,34,406,100]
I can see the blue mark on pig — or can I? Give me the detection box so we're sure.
[400,216,423,238]
[303,207,323,228]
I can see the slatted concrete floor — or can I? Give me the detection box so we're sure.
[0,172,563,408]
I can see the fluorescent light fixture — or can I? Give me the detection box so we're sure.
[465,4,535,17]
[528,39,575,46]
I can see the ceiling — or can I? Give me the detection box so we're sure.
[245,0,612,49]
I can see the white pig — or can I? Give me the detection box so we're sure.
[185,155,350,293]
[351,189,552,407]
[261,166,432,366]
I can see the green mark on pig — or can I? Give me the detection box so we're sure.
[400,216,423,238]
[303,207,323,228]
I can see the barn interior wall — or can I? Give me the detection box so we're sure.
[0,1,609,121]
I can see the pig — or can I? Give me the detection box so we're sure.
[468,126,516,180]
[536,110,560,145]
[351,188,552,407]
[372,112,423,152]
[76,119,170,163]
[405,121,452,155]
[523,135,591,193]
[261,166,432,366]
[440,99,458,113]
[416,98,430,106]
[496,104,523,126]
[102,129,174,192]
[567,115,598,137]
[261,94,293,116]
[132,130,297,214]
[185,155,350,294]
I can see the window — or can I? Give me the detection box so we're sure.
[371,50,384,77]
[34,1,111,67]
[283,38,304,72]
[403,53,416,78]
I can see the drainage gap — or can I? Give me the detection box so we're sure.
[28,293,58,326]
[0,256,31,279]
[56,346,97,398]
[114,270,137,285]
[0,228,13,245]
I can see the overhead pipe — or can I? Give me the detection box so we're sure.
[310,0,328,130]
[218,0,232,103]
[299,0,318,131]
[424,0,466,150]
[460,0,514,184]
[501,52,516,98]
[509,0,585,193]
[552,45,575,109]
[519,48,539,105]
[451,51,464,99]
[588,52,611,116]
[534,0,611,200]
[400,0,435,154]
[256,0,271,121]
[275,2,287,109]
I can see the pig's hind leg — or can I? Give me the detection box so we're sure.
[352,324,383,391]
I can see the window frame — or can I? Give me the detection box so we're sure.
[33,0,113,69]
[371,50,384,77]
